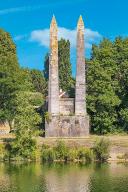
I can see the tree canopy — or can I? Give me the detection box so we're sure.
[0,29,21,121]
[87,37,128,133]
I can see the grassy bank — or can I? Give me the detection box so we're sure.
[0,138,111,163]
[0,135,128,163]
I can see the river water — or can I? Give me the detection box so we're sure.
[0,162,128,192]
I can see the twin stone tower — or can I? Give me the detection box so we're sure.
[45,15,89,137]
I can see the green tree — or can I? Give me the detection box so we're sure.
[87,39,121,134]
[113,37,128,131]
[30,69,47,96]
[11,91,41,159]
[19,68,34,92]
[0,29,42,158]
[0,29,21,122]
[58,38,73,92]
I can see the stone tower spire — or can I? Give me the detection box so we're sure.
[48,15,59,115]
[75,15,86,115]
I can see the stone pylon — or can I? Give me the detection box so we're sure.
[75,15,86,115]
[48,16,59,115]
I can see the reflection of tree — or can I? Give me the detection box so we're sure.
[0,163,48,192]
[89,163,128,192]
[0,163,128,192]
[0,163,16,191]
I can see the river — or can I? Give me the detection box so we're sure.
[0,162,128,192]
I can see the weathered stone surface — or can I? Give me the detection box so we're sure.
[75,15,86,115]
[45,115,89,137]
[59,98,74,115]
[48,16,59,115]
[45,15,89,137]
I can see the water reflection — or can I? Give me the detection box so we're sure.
[43,163,93,192]
[90,163,128,192]
[0,162,128,192]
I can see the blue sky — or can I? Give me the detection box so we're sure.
[0,0,128,75]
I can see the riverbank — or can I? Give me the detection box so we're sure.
[37,135,128,162]
[0,134,128,162]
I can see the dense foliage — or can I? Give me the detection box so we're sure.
[0,29,42,158]
[87,38,128,134]
[0,29,20,122]
[30,69,47,96]
[58,38,74,92]
[10,91,41,159]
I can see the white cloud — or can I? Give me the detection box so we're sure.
[0,6,30,15]
[0,1,87,15]
[30,27,102,49]
[14,34,27,41]
[0,5,46,15]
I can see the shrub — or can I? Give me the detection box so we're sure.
[78,147,94,162]
[41,141,94,163]
[42,148,56,162]
[54,140,69,161]
[0,144,5,160]
[67,148,78,161]
[11,137,37,160]
[93,137,110,162]
[0,143,11,161]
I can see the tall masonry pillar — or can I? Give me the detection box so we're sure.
[75,15,86,116]
[48,16,59,115]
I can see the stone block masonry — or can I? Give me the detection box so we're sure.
[45,115,89,137]
[48,16,59,115]
[75,15,86,115]
[45,15,89,137]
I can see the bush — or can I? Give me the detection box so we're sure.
[78,147,94,163]
[0,143,11,161]
[93,137,110,162]
[0,144,5,161]
[67,148,78,161]
[54,140,69,161]
[11,137,37,160]
[42,148,56,162]
[41,141,95,163]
